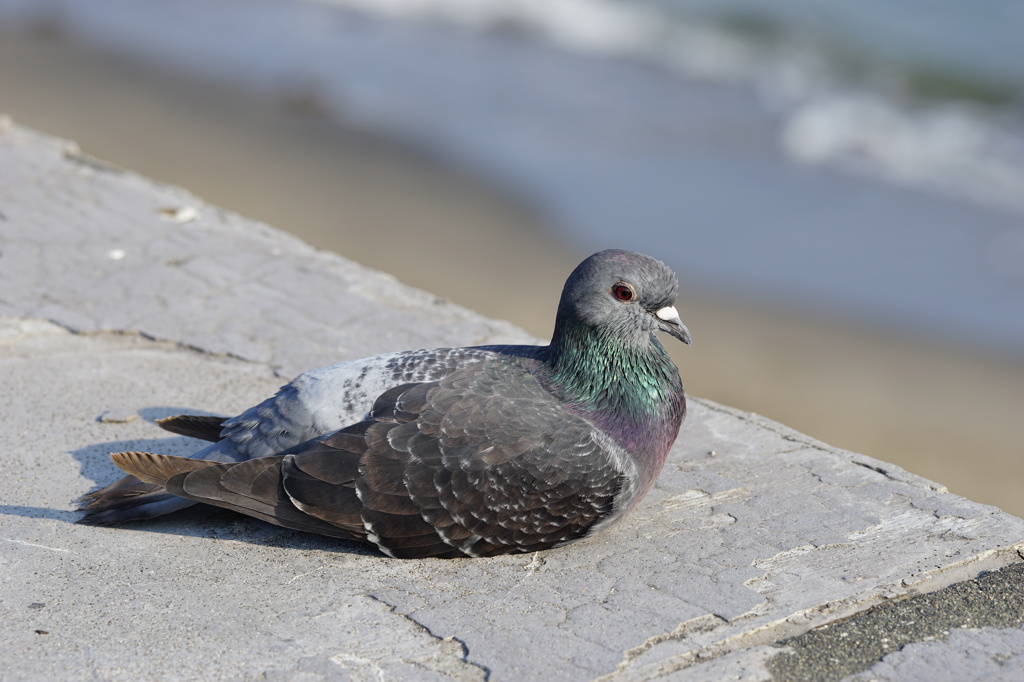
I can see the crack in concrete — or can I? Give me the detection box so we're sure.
[853,460,894,479]
[365,593,492,681]
[599,613,727,680]
[39,317,264,366]
[693,398,828,454]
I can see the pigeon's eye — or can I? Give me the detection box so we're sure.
[611,283,635,302]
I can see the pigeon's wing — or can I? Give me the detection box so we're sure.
[351,363,633,557]
[109,362,632,558]
[280,363,632,558]
[156,415,227,442]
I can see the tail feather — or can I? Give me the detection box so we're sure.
[76,472,195,526]
[112,450,216,486]
[75,452,216,526]
[77,473,162,509]
[108,451,363,540]
[77,489,196,526]
[156,414,227,442]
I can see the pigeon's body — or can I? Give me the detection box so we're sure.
[79,250,690,558]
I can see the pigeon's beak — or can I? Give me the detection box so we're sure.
[654,305,692,345]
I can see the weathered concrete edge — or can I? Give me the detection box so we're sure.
[767,561,1024,681]
[691,397,951,495]
[618,558,1024,681]
[602,543,1024,680]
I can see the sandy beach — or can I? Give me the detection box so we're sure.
[2,28,1022,516]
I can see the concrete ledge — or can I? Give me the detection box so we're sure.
[2,120,1023,680]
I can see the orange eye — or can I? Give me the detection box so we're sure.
[612,283,634,302]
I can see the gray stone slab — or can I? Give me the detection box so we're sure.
[0,118,531,378]
[848,627,1024,682]
[2,120,1024,680]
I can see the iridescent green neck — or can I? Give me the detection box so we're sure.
[544,320,680,418]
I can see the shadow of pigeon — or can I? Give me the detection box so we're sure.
[71,435,197,489]
[0,504,78,523]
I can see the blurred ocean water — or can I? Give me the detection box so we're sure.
[316,0,1024,215]
[1,0,1021,354]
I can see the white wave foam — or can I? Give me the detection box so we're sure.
[312,0,1024,218]
[782,95,1024,215]
[311,0,660,53]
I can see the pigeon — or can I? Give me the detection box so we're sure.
[78,249,691,558]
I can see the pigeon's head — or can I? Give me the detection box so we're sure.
[555,250,691,346]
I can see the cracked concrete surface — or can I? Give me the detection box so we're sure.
[2,121,1024,680]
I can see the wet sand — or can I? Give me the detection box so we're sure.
[2,29,1022,516]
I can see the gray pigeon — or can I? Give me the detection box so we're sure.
[78,250,691,558]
